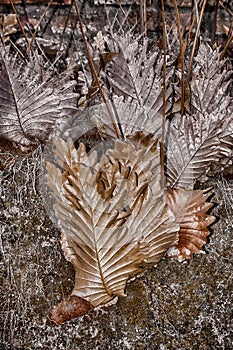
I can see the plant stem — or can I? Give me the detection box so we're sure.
[140,0,147,36]
[74,0,121,139]
[161,0,167,190]
[9,0,30,51]
[211,0,219,46]
[186,0,207,86]
[220,32,233,59]
[57,0,75,56]
[173,0,185,116]
[29,0,54,52]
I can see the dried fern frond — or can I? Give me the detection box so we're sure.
[46,135,179,324]
[0,48,77,153]
[166,188,216,261]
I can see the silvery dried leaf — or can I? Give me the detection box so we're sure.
[165,111,225,189]
[55,97,163,150]
[105,31,174,119]
[191,44,231,117]
[165,43,233,188]
[0,48,77,152]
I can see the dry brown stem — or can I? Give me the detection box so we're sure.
[160,0,166,189]
[9,0,30,51]
[74,0,121,139]
[186,0,207,86]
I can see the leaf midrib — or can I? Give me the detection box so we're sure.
[2,57,27,138]
[170,123,219,188]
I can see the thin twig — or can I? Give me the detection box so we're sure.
[219,1,233,17]
[160,0,167,190]
[115,0,132,30]
[116,0,127,17]
[173,0,185,116]
[56,0,74,56]
[186,0,207,86]
[194,0,200,24]
[34,38,55,70]
[74,0,121,139]
[143,0,147,36]
[140,0,144,34]
[220,32,233,59]
[9,39,25,60]
[211,0,220,46]
[9,0,30,50]
[140,0,147,36]
[184,14,196,50]
[29,0,54,52]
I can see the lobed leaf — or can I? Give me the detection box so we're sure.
[166,188,215,261]
[46,135,179,322]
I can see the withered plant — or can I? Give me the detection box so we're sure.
[0,1,232,328]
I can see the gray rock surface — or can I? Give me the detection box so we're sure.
[0,151,232,350]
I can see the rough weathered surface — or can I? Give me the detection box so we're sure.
[0,0,71,4]
[0,151,232,349]
[1,0,232,39]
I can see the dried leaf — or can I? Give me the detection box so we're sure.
[99,52,120,72]
[76,30,174,114]
[56,98,163,149]
[87,97,163,140]
[166,188,216,261]
[0,48,76,152]
[165,44,233,188]
[191,44,231,117]
[105,31,174,119]
[46,135,179,323]
[0,14,17,43]
[74,32,119,108]
[165,112,225,189]
[48,295,93,326]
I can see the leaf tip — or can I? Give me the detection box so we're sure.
[47,295,93,326]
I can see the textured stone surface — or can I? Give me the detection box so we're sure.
[0,0,71,4]
[0,149,232,350]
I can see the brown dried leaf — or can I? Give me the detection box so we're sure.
[166,188,216,261]
[48,295,93,326]
[99,52,120,72]
[46,135,179,323]
[0,14,17,43]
